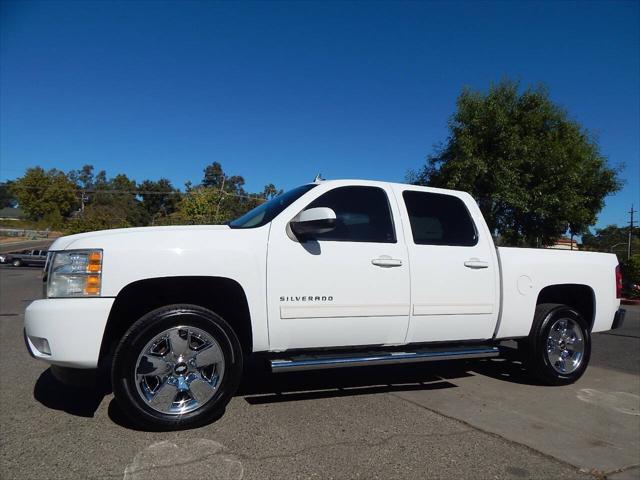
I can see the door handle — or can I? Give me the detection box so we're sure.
[464,259,489,269]
[372,256,403,268]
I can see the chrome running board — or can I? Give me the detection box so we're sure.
[270,346,499,373]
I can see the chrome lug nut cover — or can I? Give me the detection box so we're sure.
[545,317,585,375]
[134,326,225,415]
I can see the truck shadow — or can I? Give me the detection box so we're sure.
[237,352,539,405]
[238,362,461,405]
[33,352,538,430]
[33,368,110,418]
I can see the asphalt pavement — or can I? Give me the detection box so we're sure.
[0,266,638,479]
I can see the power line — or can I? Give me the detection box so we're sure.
[0,183,268,202]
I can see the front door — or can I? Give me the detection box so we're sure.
[266,183,410,351]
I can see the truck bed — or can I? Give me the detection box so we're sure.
[496,247,619,338]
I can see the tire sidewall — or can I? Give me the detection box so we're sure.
[112,305,243,430]
[534,306,591,384]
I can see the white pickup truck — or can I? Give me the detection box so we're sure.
[25,179,625,430]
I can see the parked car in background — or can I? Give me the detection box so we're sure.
[2,249,48,267]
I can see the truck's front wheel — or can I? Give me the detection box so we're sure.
[523,303,591,386]
[112,304,243,430]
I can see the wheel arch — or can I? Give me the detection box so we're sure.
[535,284,596,331]
[99,276,253,367]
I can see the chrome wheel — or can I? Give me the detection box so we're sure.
[546,317,585,374]
[135,326,225,415]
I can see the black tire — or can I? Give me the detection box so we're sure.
[112,304,243,431]
[12,259,22,267]
[523,303,591,386]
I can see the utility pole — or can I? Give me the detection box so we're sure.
[81,191,88,212]
[628,204,636,260]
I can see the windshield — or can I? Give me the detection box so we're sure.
[229,184,317,229]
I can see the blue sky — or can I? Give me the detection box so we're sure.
[1,0,638,228]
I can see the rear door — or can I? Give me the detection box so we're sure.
[398,187,499,343]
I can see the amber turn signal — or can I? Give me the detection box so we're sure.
[87,251,102,273]
[84,274,101,295]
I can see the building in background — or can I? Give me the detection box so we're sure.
[0,207,24,221]
[549,237,580,250]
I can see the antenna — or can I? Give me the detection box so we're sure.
[313,173,324,183]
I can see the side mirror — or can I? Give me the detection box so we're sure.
[290,207,337,238]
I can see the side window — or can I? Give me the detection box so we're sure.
[306,186,396,243]
[403,191,478,246]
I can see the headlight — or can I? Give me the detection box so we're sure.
[47,250,103,297]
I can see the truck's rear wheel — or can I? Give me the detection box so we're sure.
[523,303,591,385]
[112,304,243,431]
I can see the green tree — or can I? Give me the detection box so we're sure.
[0,181,17,208]
[67,164,96,192]
[194,162,278,223]
[262,183,282,199]
[9,162,281,230]
[410,79,621,246]
[97,173,148,226]
[9,167,78,224]
[175,186,225,224]
[139,178,180,221]
[67,164,97,212]
[582,225,640,255]
[202,162,226,189]
[69,170,148,232]
[620,255,640,298]
[66,203,131,234]
[202,162,247,196]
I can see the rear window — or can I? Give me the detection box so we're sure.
[402,191,478,246]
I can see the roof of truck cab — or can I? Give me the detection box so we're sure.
[312,178,472,197]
